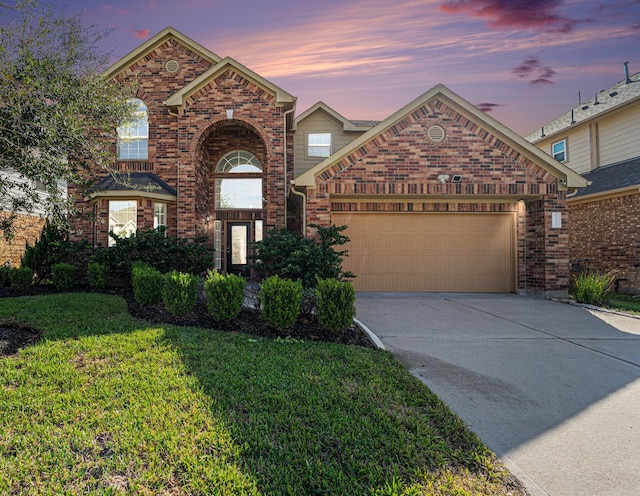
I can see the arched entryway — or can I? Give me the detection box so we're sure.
[195,120,268,275]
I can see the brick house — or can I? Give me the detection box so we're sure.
[526,65,640,293]
[71,27,586,295]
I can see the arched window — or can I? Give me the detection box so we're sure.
[118,99,148,160]
[215,150,263,209]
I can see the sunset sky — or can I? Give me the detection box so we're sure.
[61,0,640,135]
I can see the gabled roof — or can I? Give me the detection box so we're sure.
[570,156,640,201]
[526,70,640,143]
[164,56,296,109]
[104,26,222,79]
[295,84,587,189]
[89,173,177,201]
[293,102,379,131]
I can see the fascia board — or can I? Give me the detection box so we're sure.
[165,57,295,109]
[104,27,222,79]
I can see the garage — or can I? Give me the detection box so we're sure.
[333,212,516,292]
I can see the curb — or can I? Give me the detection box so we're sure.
[354,318,386,350]
[551,298,640,320]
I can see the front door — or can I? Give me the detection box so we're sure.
[227,222,251,275]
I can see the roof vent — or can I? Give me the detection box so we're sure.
[165,59,180,74]
[427,125,445,142]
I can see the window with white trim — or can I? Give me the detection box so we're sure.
[215,150,263,209]
[154,202,167,230]
[307,133,331,157]
[118,99,149,160]
[108,200,137,246]
[552,139,567,162]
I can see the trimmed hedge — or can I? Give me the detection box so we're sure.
[316,278,356,333]
[51,263,77,291]
[260,275,302,331]
[162,270,200,317]
[87,262,109,289]
[203,270,246,321]
[131,264,163,305]
[10,267,33,293]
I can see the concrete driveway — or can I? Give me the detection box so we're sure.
[355,293,640,496]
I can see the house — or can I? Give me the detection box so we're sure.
[526,64,640,293]
[70,26,586,296]
[0,171,54,267]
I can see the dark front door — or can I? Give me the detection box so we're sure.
[227,222,250,275]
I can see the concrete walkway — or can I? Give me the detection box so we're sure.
[355,293,640,496]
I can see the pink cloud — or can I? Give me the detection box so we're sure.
[102,4,129,15]
[134,29,150,39]
[476,102,504,112]
[512,57,556,85]
[439,0,580,34]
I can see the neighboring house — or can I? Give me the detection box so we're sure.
[0,170,54,267]
[526,65,640,293]
[70,26,587,295]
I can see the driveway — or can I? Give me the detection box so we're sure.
[355,293,640,496]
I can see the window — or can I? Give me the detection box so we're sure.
[118,99,149,160]
[552,139,567,162]
[215,150,263,209]
[108,200,137,246]
[154,202,167,230]
[307,133,331,157]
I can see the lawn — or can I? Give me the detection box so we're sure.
[0,293,525,495]
[606,293,640,315]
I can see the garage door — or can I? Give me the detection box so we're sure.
[333,212,515,292]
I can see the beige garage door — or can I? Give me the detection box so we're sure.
[333,212,515,292]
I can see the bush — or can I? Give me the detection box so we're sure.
[0,266,10,287]
[51,263,77,291]
[572,270,616,305]
[10,267,33,293]
[131,265,163,305]
[162,270,200,317]
[250,224,354,288]
[316,278,356,333]
[203,270,246,321]
[87,262,108,289]
[93,228,213,282]
[260,275,302,331]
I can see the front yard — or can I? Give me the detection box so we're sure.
[0,293,525,495]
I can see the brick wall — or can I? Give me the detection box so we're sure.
[0,213,45,267]
[70,38,290,247]
[569,193,640,292]
[305,97,570,294]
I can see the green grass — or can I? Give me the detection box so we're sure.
[605,293,640,315]
[0,293,524,495]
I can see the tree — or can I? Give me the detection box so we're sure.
[0,0,134,238]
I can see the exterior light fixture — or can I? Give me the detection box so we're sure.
[226,109,234,119]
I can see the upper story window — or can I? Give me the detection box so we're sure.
[118,99,149,160]
[552,139,567,162]
[215,150,263,209]
[307,133,331,158]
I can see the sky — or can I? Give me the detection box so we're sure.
[53,0,640,135]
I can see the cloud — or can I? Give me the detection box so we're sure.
[102,4,129,15]
[439,0,580,33]
[476,102,504,112]
[134,29,150,39]
[512,57,556,85]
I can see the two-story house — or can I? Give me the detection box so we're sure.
[69,26,586,296]
[526,64,640,292]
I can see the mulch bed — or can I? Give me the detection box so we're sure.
[0,285,375,357]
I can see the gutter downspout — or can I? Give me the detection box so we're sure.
[167,105,180,236]
[283,103,296,229]
[290,182,306,237]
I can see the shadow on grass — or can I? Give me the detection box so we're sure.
[0,292,524,495]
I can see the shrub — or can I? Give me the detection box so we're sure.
[203,270,246,321]
[51,263,77,291]
[316,278,356,333]
[10,267,33,293]
[162,270,200,317]
[87,262,108,289]
[0,266,10,287]
[260,275,302,331]
[250,224,354,288]
[572,270,617,305]
[131,265,163,305]
[92,228,213,282]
